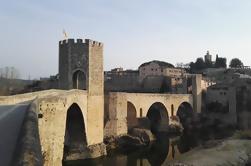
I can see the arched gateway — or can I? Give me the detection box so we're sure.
[127,102,138,131]
[63,103,87,160]
[72,70,86,90]
[177,102,193,128]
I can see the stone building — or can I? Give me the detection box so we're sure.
[204,51,212,63]
[105,68,138,81]
[104,60,187,94]
[232,78,251,129]
[138,60,186,82]
[201,77,216,91]
[206,83,237,126]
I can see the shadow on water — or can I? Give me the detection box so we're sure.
[63,127,235,166]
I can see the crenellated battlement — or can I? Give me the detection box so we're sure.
[85,39,103,47]
[59,38,103,47]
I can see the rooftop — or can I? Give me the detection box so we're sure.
[139,60,174,68]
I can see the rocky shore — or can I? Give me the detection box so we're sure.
[104,128,156,153]
[167,139,251,166]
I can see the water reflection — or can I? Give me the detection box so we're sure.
[64,128,234,166]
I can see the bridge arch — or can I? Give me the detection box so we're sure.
[176,102,193,128]
[63,103,87,160]
[127,101,138,130]
[147,102,169,134]
[72,70,86,90]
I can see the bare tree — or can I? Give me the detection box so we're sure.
[1,66,20,79]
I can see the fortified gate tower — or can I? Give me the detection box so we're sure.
[58,38,104,144]
[59,38,103,91]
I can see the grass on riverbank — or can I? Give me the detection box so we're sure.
[232,130,251,140]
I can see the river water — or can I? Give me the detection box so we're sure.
[64,127,234,166]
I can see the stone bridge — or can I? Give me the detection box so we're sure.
[0,89,200,166]
[0,89,104,166]
[0,38,202,166]
[104,92,194,137]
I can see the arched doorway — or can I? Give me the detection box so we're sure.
[72,70,86,90]
[176,102,193,129]
[147,102,169,134]
[63,103,87,160]
[127,102,138,131]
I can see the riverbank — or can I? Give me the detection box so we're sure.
[167,138,251,166]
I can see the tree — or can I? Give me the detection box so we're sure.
[205,60,213,68]
[195,57,206,70]
[215,56,227,68]
[229,58,244,68]
[189,58,206,72]
[0,67,20,79]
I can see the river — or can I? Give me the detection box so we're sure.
[64,126,234,166]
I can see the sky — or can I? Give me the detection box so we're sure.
[1,0,251,79]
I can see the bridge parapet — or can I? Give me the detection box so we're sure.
[0,89,67,105]
[126,93,193,118]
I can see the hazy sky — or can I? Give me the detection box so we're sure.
[1,0,251,79]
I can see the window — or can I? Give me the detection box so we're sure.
[140,108,143,117]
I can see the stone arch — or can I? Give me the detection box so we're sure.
[176,102,193,128]
[72,70,86,90]
[127,101,138,130]
[63,103,87,160]
[147,102,169,134]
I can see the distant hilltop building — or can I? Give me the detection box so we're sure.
[204,51,212,63]
[111,67,123,72]
[104,60,192,93]
[138,60,186,82]
[204,51,220,65]
[203,51,226,68]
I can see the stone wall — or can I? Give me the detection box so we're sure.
[192,74,202,113]
[104,92,127,138]
[105,74,140,92]
[206,85,237,125]
[11,101,43,166]
[86,39,104,144]
[37,90,88,166]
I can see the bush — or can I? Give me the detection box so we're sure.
[232,130,251,140]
